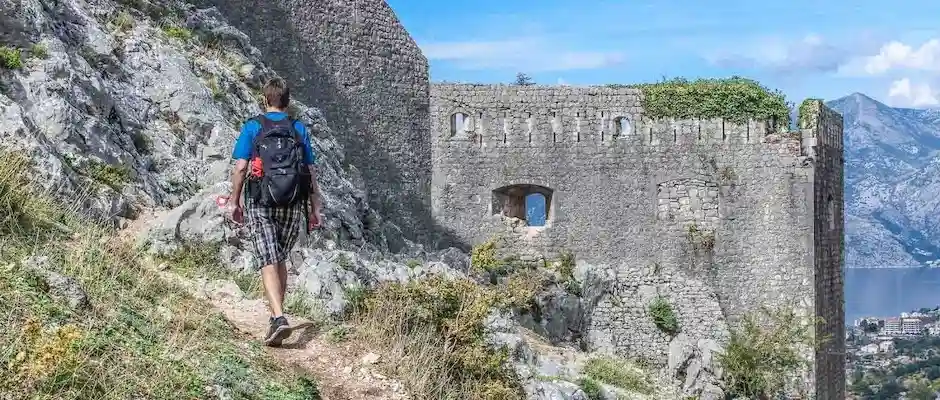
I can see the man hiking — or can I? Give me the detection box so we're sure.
[226,77,323,346]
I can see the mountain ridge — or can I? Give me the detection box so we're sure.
[826,93,940,268]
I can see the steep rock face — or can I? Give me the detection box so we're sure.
[0,0,389,247]
[828,93,940,267]
[189,0,435,245]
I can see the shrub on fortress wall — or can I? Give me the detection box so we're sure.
[610,77,791,125]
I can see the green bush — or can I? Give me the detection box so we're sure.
[648,296,679,335]
[0,46,23,70]
[471,238,500,273]
[622,77,791,125]
[578,377,603,400]
[798,98,823,129]
[110,11,135,33]
[718,306,821,398]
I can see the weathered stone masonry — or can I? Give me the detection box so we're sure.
[193,0,433,244]
[430,84,845,398]
[177,0,844,395]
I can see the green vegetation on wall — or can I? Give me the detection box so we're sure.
[648,296,680,335]
[798,98,823,129]
[612,77,791,125]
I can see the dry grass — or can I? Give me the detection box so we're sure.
[349,272,545,400]
[0,150,320,399]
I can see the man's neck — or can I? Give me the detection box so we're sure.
[265,107,287,114]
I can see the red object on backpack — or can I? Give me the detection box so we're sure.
[249,157,264,178]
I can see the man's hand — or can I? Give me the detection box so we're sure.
[218,195,244,224]
[308,200,321,230]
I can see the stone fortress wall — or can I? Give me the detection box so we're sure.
[430,84,845,398]
[178,0,844,396]
[192,0,433,245]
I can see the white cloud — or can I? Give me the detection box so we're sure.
[861,39,940,75]
[706,34,868,74]
[419,38,625,72]
[887,78,939,107]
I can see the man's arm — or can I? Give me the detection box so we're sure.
[296,121,322,210]
[231,159,249,206]
[308,164,322,209]
[230,120,257,206]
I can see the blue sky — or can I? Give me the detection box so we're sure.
[387,0,940,108]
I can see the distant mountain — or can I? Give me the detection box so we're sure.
[827,93,940,268]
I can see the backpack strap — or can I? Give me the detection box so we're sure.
[249,114,266,159]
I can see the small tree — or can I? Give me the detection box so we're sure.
[514,72,534,86]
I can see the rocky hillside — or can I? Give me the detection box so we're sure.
[828,93,940,268]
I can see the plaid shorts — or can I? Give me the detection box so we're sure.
[245,196,305,269]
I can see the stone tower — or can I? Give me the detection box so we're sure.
[429,84,845,398]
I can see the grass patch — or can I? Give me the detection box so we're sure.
[206,75,225,101]
[324,325,352,344]
[0,46,23,70]
[553,250,581,295]
[162,25,192,41]
[29,43,49,60]
[718,306,822,399]
[109,11,135,34]
[284,287,326,322]
[84,160,131,191]
[157,240,261,298]
[648,296,679,335]
[617,77,791,126]
[0,152,68,240]
[352,270,545,399]
[581,356,653,395]
[0,149,320,399]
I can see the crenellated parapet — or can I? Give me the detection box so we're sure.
[431,83,832,159]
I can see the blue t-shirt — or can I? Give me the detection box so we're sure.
[231,111,316,165]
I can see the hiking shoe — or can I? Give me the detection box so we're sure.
[264,316,290,347]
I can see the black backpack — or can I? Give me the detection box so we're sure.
[245,114,311,208]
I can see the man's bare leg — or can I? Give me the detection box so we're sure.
[261,263,291,346]
[260,264,285,317]
[276,261,288,308]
